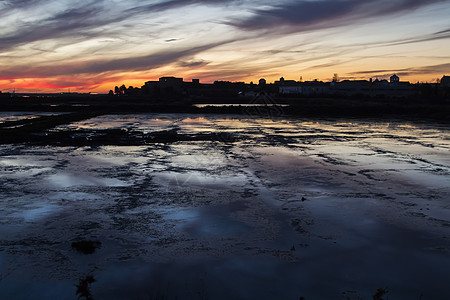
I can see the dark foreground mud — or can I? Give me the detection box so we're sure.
[0,113,449,299]
[0,112,241,146]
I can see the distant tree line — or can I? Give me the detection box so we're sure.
[109,84,141,96]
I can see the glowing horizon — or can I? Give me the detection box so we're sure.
[1,0,449,93]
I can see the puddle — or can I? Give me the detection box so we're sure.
[21,204,61,222]
[0,112,65,123]
[168,201,251,237]
[47,173,130,188]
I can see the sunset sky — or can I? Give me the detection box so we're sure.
[1,0,450,93]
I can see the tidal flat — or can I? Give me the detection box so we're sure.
[0,114,449,299]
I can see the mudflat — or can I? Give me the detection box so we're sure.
[0,113,449,299]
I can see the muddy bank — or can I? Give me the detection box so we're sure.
[1,94,449,121]
[0,112,100,143]
[0,112,241,146]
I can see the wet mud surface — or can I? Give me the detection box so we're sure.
[0,114,449,299]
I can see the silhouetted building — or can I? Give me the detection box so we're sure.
[390,74,399,84]
[137,74,420,100]
[279,86,302,94]
[375,79,413,97]
[159,77,183,88]
[0,91,11,99]
[301,81,329,95]
[142,76,184,97]
[331,80,371,96]
[274,77,297,86]
[280,81,329,96]
[330,79,413,98]
[441,75,450,87]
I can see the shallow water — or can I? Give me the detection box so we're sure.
[1,114,449,299]
[0,112,64,124]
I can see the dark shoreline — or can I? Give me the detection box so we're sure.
[1,94,449,145]
[1,94,449,121]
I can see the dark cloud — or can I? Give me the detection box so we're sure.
[355,32,450,50]
[232,0,360,31]
[80,42,225,74]
[126,0,237,14]
[47,78,100,87]
[0,3,124,51]
[264,49,307,55]
[279,26,450,62]
[434,27,450,35]
[178,59,210,67]
[403,31,450,45]
[0,0,43,12]
[0,0,237,51]
[230,0,445,32]
[350,69,394,75]
[0,42,226,78]
[406,63,450,75]
[350,63,450,77]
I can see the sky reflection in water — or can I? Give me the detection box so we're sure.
[0,114,449,299]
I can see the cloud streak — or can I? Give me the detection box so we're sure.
[126,0,237,14]
[0,0,239,52]
[350,63,450,78]
[230,0,446,32]
[0,42,227,78]
[0,2,124,51]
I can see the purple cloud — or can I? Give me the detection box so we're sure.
[0,42,227,78]
[350,62,450,77]
[230,0,446,32]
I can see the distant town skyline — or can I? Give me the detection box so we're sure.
[1,0,450,93]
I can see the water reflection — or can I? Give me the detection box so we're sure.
[21,204,61,222]
[0,114,449,299]
[0,112,64,123]
[47,173,130,188]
